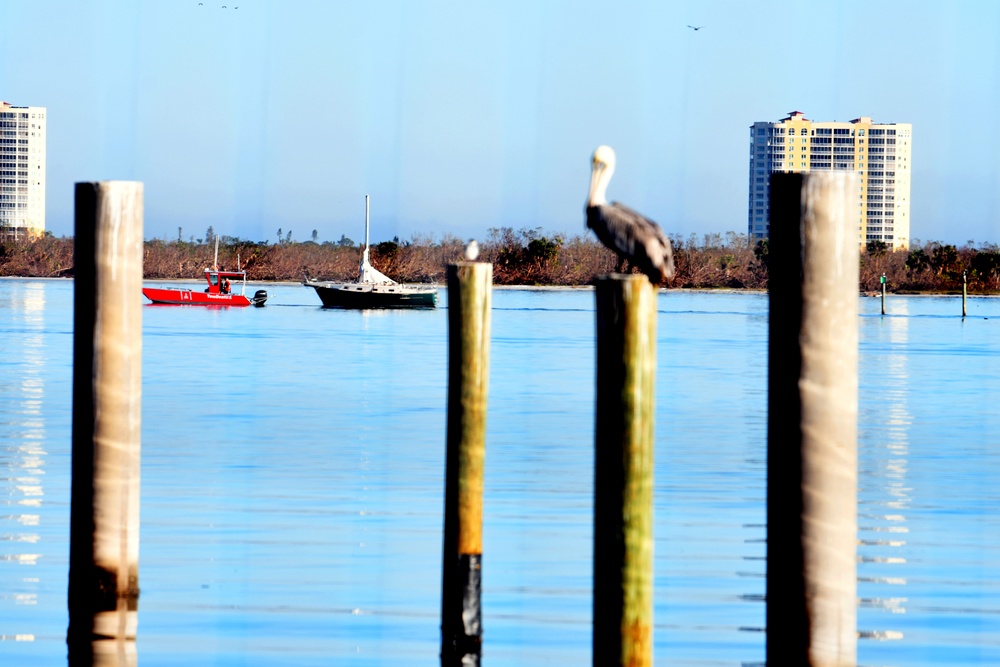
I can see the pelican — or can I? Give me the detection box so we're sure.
[586,145,674,282]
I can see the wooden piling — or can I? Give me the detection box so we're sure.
[441,262,492,667]
[68,182,144,649]
[592,274,656,667]
[767,172,858,667]
[80,637,138,667]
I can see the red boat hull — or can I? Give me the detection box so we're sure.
[142,287,252,307]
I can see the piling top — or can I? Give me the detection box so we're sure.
[594,273,652,283]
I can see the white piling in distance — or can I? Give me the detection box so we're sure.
[963,270,968,317]
[766,172,859,667]
[68,182,144,658]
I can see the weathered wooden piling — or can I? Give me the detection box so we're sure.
[767,172,859,667]
[441,262,492,667]
[592,274,656,667]
[82,637,139,667]
[68,182,144,649]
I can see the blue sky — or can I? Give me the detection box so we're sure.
[2,0,999,245]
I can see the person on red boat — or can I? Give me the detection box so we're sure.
[221,277,230,294]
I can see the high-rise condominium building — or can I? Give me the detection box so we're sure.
[748,111,912,250]
[0,101,46,239]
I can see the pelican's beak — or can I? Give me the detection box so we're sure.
[588,159,605,205]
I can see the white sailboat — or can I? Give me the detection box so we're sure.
[305,195,438,308]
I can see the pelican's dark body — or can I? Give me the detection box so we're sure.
[586,202,674,283]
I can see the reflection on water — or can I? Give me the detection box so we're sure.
[1,282,47,639]
[859,299,912,658]
[2,283,1000,666]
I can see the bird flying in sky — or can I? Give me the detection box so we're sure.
[687,25,704,31]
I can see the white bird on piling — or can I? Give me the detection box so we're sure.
[465,239,480,261]
[585,145,674,282]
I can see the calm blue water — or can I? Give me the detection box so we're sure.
[2,278,999,666]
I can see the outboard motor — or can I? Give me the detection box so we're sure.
[252,289,268,307]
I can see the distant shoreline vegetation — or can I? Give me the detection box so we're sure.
[2,227,999,293]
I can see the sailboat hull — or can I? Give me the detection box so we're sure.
[306,281,438,309]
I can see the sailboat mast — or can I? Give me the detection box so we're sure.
[359,194,371,282]
[214,236,219,271]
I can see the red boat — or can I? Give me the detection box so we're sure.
[143,268,268,307]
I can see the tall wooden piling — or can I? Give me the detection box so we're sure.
[592,274,656,667]
[68,182,144,649]
[441,262,492,667]
[767,172,858,667]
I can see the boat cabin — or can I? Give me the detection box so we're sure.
[204,270,246,295]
